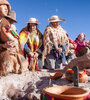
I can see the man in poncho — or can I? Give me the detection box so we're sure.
[43,15,69,69]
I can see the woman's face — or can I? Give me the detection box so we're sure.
[29,23,37,32]
[51,21,60,28]
[0,5,8,17]
[78,34,84,41]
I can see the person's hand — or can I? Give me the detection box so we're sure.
[34,52,39,58]
[88,45,90,49]
[56,48,62,53]
[28,52,34,57]
[28,52,39,58]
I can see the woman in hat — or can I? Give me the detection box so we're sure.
[0,9,28,76]
[0,0,18,54]
[0,0,14,76]
[0,0,11,41]
[0,0,11,18]
[19,18,43,71]
[74,33,90,57]
[0,0,18,55]
[2,11,19,43]
[43,15,69,69]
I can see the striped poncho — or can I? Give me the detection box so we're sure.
[42,24,69,65]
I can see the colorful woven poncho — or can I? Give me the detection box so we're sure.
[42,24,69,65]
[19,28,42,71]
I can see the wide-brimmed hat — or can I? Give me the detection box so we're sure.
[5,11,17,23]
[48,15,65,22]
[26,18,39,24]
[0,0,11,12]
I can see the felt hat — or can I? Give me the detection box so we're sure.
[6,11,17,23]
[48,15,65,22]
[26,18,39,24]
[0,0,11,12]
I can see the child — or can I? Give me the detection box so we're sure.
[75,33,90,57]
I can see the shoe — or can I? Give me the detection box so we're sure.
[60,63,63,69]
[65,61,68,64]
[36,62,42,72]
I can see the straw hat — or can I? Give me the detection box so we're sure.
[26,18,39,24]
[5,11,17,23]
[48,15,65,22]
[0,0,11,12]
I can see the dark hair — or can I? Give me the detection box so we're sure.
[27,23,38,31]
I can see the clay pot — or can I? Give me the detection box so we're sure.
[40,86,90,100]
[65,69,88,83]
[50,72,63,80]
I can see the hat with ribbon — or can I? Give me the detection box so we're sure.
[48,15,65,22]
[26,18,39,24]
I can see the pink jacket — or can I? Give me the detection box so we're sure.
[74,38,88,55]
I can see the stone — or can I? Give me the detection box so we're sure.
[64,53,90,70]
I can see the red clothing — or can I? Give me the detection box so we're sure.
[68,38,77,49]
[74,38,88,55]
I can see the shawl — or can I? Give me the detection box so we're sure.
[19,27,42,53]
[42,24,69,65]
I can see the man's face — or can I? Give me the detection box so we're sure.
[51,21,60,28]
[0,5,8,17]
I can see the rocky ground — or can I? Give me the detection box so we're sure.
[0,68,90,100]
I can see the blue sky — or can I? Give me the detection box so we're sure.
[8,0,90,40]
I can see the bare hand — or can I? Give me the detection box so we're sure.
[28,52,34,57]
[56,48,62,53]
[34,52,39,58]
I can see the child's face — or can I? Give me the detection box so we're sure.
[0,5,8,17]
[78,34,84,41]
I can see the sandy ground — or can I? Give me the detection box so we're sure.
[0,69,90,100]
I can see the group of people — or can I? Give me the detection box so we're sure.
[0,0,90,76]
[0,0,28,76]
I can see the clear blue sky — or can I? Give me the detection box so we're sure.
[8,0,90,40]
